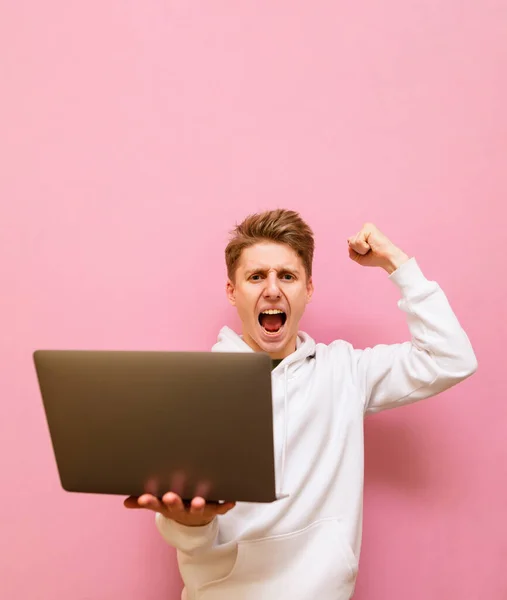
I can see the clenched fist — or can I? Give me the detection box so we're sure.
[347,223,409,274]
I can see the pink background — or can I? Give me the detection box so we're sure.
[1,1,505,599]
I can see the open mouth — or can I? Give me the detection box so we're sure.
[258,309,287,335]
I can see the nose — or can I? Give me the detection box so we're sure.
[263,272,281,299]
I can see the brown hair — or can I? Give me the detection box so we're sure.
[225,209,315,281]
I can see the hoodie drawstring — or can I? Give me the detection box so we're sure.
[279,364,289,495]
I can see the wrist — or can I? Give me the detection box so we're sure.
[383,249,410,274]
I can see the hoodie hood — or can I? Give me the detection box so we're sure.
[212,326,316,374]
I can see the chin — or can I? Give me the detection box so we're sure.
[252,324,296,358]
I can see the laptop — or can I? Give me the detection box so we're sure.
[33,349,282,503]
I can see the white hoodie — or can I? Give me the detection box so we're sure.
[155,258,477,600]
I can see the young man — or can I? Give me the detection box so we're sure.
[125,209,477,600]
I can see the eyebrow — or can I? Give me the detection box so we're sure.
[244,266,301,278]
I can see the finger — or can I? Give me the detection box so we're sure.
[194,480,212,498]
[137,494,164,512]
[162,491,184,512]
[189,496,206,515]
[350,242,370,255]
[348,235,370,255]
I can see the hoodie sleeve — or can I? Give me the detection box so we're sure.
[354,257,477,414]
[155,513,219,555]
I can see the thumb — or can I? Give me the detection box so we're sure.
[348,236,370,256]
[216,501,236,515]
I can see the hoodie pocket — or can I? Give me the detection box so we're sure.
[197,518,358,600]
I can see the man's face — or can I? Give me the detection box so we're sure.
[226,242,314,359]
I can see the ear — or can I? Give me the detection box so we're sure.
[306,277,314,304]
[226,279,236,306]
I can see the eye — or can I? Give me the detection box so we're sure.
[250,274,262,281]
[281,273,294,281]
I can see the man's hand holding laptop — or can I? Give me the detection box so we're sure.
[124,492,236,527]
